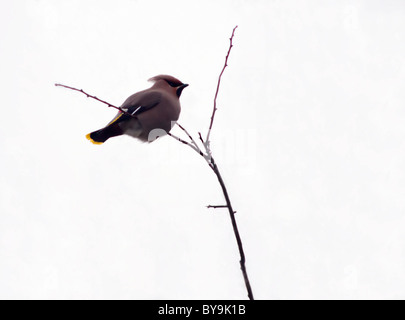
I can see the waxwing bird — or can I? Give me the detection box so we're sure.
[86,75,188,144]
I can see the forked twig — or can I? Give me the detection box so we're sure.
[176,123,201,152]
[167,131,204,157]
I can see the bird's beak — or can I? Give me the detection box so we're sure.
[176,83,189,97]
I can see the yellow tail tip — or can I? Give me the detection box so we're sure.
[86,133,103,145]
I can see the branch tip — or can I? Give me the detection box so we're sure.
[205,25,238,150]
[207,205,228,209]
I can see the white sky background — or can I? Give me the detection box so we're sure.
[0,0,404,299]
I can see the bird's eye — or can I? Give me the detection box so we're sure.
[166,80,179,87]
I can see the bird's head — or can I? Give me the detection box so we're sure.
[149,74,189,97]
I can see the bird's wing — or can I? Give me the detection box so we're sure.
[106,91,162,126]
[122,91,162,115]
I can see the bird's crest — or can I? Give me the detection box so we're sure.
[148,75,183,86]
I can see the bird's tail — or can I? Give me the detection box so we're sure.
[86,125,123,145]
[86,129,109,145]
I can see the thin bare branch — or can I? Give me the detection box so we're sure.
[209,156,254,300]
[198,132,207,150]
[207,205,228,209]
[55,83,122,111]
[167,132,196,150]
[54,83,140,120]
[205,25,238,150]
